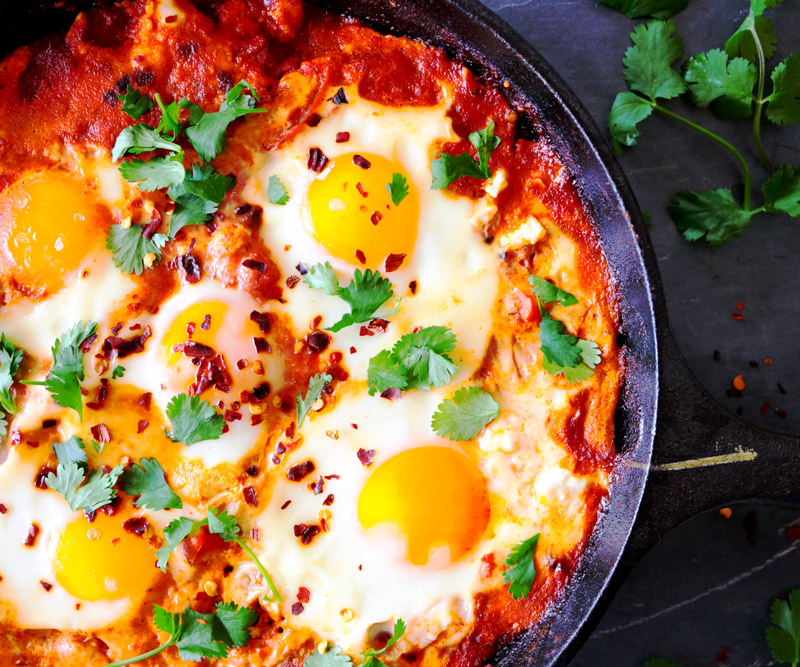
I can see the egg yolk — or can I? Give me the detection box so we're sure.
[55,513,157,601]
[308,152,419,268]
[0,173,102,292]
[358,446,490,566]
[161,300,232,364]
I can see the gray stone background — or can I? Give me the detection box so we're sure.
[474,0,800,665]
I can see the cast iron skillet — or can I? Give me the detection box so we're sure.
[2,1,799,665]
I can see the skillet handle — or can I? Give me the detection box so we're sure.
[618,325,800,571]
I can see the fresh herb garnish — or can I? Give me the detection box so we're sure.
[53,435,88,466]
[166,163,236,237]
[0,333,23,418]
[120,458,183,511]
[503,533,540,600]
[431,120,500,190]
[107,222,169,275]
[528,275,578,307]
[598,0,687,19]
[431,387,499,441]
[296,373,333,427]
[268,175,290,205]
[106,601,258,667]
[767,588,800,667]
[538,301,601,383]
[118,86,155,120]
[112,124,181,162]
[303,262,395,333]
[46,462,124,513]
[155,507,281,603]
[367,326,458,396]
[386,173,409,206]
[112,365,126,379]
[361,619,407,667]
[119,156,186,192]
[164,394,225,446]
[303,619,407,667]
[23,321,96,419]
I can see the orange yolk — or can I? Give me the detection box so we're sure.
[358,446,490,566]
[0,173,103,293]
[308,152,419,268]
[161,300,232,365]
[55,513,157,601]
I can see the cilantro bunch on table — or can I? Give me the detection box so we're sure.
[607,0,800,244]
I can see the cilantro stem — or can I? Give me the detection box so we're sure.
[749,22,774,172]
[652,102,752,210]
[234,537,283,604]
[106,636,174,666]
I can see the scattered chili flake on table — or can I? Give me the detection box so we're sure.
[730,312,744,320]
[719,507,732,519]
[732,375,745,391]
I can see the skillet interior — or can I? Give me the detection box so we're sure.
[0,1,659,664]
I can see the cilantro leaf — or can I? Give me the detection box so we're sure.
[155,93,184,138]
[119,156,186,191]
[431,387,499,441]
[503,534,540,600]
[213,601,259,648]
[112,124,181,162]
[184,80,266,161]
[207,506,240,541]
[763,164,800,216]
[112,365,125,379]
[53,436,87,466]
[667,188,753,244]
[153,604,181,635]
[118,86,155,120]
[303,263,395,333]
[304,646,354,667]
[296,373,333,427]
[431,120,499,190]
[0,333,23,416]
[120,458,183,511]
[538,305,600,383]
[684,49,757,119]
[386,173,409,206]
[361,618,407,667]
[164,393,224,445]
[766,53,800,126]
[169,194,218,238]
[528,275,578,306]
[46,462,123,513]
[767,588,800,666]
[0,414,7,439]
[24,321,96,418]
[106,223,169,275]
[268,175,290,205]
[177,163,236,203]
[623,19,687,102]
[726,7,780,63]
[367,327,458,395]
[156,516,202,571]
[177,607,229,660]
[597,0,687,19]
[609,91,655,149]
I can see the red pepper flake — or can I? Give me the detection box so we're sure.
[249,311,271,334]
[0,504,7,514]
[179,252,202,284]
[293,523,322,545]
[357,449,376,467]
[286,275,301,289]
[291,602,305,615]
[102,331,150,359]
[355,249,366,265]
[246,465,259,477]
[305,332,331,353]
[164,14,178,23]
[310,476,324,495]
[368,319,388,333]
[381,388,402,401]
[355,182,368,198]
[297,586,311,603]
[39,581,53,592]
[287,460,316,481]
[111,323,123,335]
[253,337,271,354]
[243,486,258,506]
[786,526,800,542]
[251,528,260,541]
[251,414,264,426]
[34,466,55,489]
[186,322,196,338]
[324,474,340,480]
[201,314,211,331]
[736,302,745,311]
[190,354,233,396]
[330,88,348,104]
[281,500,292,510]
[336,131,350,143]
[24,523,40,547]
[306,113,322,127]
[242,258,268,273]
[353,155,371,170]
[732,375,745,391]
[731,312,744,320]
[79,332,98,352]
[224,410,242,422]
[765,358,774,365]
[359,326,374,337]
[760,401,770,416]
[236,358,248,370]
[775,407,788,419]
[122,517,150,536]
[716,646,730,662]
[384,253,406,273]
[182,341,215,358]
[370,211,382,225]
[778,382,788,395]
[41,419,57,429]
[296,262,309,275]
[138,392,153,409]
[323,494,334,506]
[409,280,418,295]
[349,346,357,354]
[308,147,329,173]
[137,420,149,434]
[251,383,271,402]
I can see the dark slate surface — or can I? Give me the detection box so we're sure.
[473,0,800,664]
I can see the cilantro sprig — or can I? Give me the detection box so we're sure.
[164,393,225,446]
[767,588,800,667]
[118,85,155,120]
[367,326,459,396]
[268,175,290,205]
[431,387,499,441]
[23,321,96,419]
[107,222,169,274]
[296,373,333,428]
[46,438,124,513]
[431,120,500,190]
[304,619,407,667]
[0,334,23,420]
[303,262,395,332]
[106,601,258,667]
[503,534,540,600]
[528,275,578,307]
[120,458,183,511]
[538,301,601,383]
[155,507,282,603]
[386,173,409,206]
[608,3,800,245]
